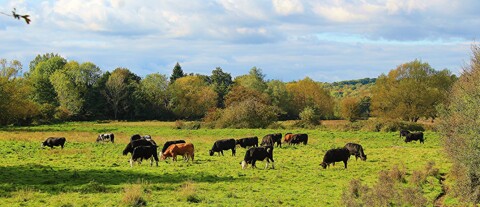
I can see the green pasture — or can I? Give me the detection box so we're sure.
[0,122,449,206]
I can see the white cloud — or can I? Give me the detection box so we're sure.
[272,0,304,16]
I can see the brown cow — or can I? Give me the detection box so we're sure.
[161,143,194,162]
[284,133,294,144]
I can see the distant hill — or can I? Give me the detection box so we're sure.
[325,77,376,99]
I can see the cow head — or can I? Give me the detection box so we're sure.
[320,162,327,169]
[209,150,214,156]
[241,161,248,169]
[122,143,132,156]
[96,135,102,142]
[361,155,367,161]
[41,142,46,148]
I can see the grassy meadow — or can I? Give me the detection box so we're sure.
[0,121,450,206]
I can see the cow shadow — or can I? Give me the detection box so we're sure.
[0,163,242,195]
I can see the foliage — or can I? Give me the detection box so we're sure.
[438,44,480,203]
[224,85,270,107]
[298,106,321,127]
[340,97,362,122]
[169,62,184,83]
[28,56,67,107]
[266,80,292,120]
[136,73,171,120]
[0,59,38,125]
[103,68,140,120]
[210,67,233,108]
[168,76,217,119]
[233,67,267,93]
[286,77,335,119]
[371,59,456,122]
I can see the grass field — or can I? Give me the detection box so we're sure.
[0,121,450,206]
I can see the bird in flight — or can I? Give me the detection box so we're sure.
[1,8,31,24]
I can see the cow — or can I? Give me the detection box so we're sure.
[405,132,424,144]
[240,146,274,169]
[161,140,186,153]
[130,145,159,167]
[209,139,236,156]
[161,143,194,162]
[130,134,142,142]
[96,133,114,143]
[272,133,282,147]
[42,137,66,149]
[236,137,258,148]
[344,143,367,161]
[290,134,308,145]
[400,129,411,138]
[320,147,350,169]
[284,133,294,144]
[123,139,157,156]
[260,134,275,147]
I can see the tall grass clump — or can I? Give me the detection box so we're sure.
[438,44,480,203]
[178,181,201,203]
[122,181,148,207]
[342,162,440,206]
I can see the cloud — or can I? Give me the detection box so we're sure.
[272,0,304,16]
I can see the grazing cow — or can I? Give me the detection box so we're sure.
[236,137,258,148]
[123,139,157,156]
[272,133,282,147]
[344,143,367,161]
[261,134,274,147]
[161,140,186,153]
[400,129,411,138]
[240,146,274,169]
[405,132,424,144]
[290,134,308,145]
[130,134,142,142]
[96,133,114,143]
[161,143,195,162]
[42,137,66,149]
[209,139,236,156]
[320,148,350,169]
[130,145,159,167]
[284,133,294,144]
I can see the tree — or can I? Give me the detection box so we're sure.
[224,85,270,107]
[49,61,101,119]
[266,80,292,120]
[210,67,233,108]
[286,77,335,119]
[0,59,38,125]
[371,60,456,122]
[170,62,184,83]
[234,67,267,93]
[438,45,480,203]
[136,73,171,119]
[103,68,140,120]
[168,75,217,119]
[28,53,62,74]
[28,56,67,105]
[340,97,361,122]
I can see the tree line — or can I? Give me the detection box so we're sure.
[0,53,456,127]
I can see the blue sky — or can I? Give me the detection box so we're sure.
[0,0,477,82]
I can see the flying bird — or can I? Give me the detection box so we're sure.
[1,8,31,24]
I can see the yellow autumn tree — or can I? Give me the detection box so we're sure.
[169,75,217,119]
[286,77,334,119]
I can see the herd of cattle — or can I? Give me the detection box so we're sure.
[40,130,425,169]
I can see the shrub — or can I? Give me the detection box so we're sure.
[299,106,321,125]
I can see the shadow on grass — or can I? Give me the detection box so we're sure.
[0,163,242,195]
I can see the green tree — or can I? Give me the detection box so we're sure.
[170,62,184,83]
[234,67,267,92]
[49,61,101,119]
[371,60,456,122]
[438,45,480,203]
[0,59,38,125]
[168,75,217,119]
[103,68,140,120]
[210,67,232,108]
[266,80,292,120]
[286,77,335,119]
[136,73,171,119]
[28,53,61,74]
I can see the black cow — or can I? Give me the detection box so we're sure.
[320,148,350,169]
[130,145,159,167]
[344,143,367,161]
[42,137,66,149]
[405,132,424,144]
[96,133,114,143]
[209,139,236,156]
[161,140,186,153]
[130,134,142,142]
[236,137,258,148]
[400,129,411,138]
[290,134,308,145]
[240,146,274,169]
[123,139,157,156]
[272,133,282,147]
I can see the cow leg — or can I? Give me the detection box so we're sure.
[252,160,257,169]
[220,151,224,156]
[130,159,134,167]
[150,157,153,166]
[265,161,269,169]
[343,160,348,169]
[232,148,236,156]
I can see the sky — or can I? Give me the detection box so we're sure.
[0,0,478,82]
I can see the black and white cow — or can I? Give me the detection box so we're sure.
[209,139,236,156]
[240,146,274,169]
[96,133,114,143]
[320,147,350,169]
[130,145,159,167]
[42,137,66,149]
[123,139,157,156]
